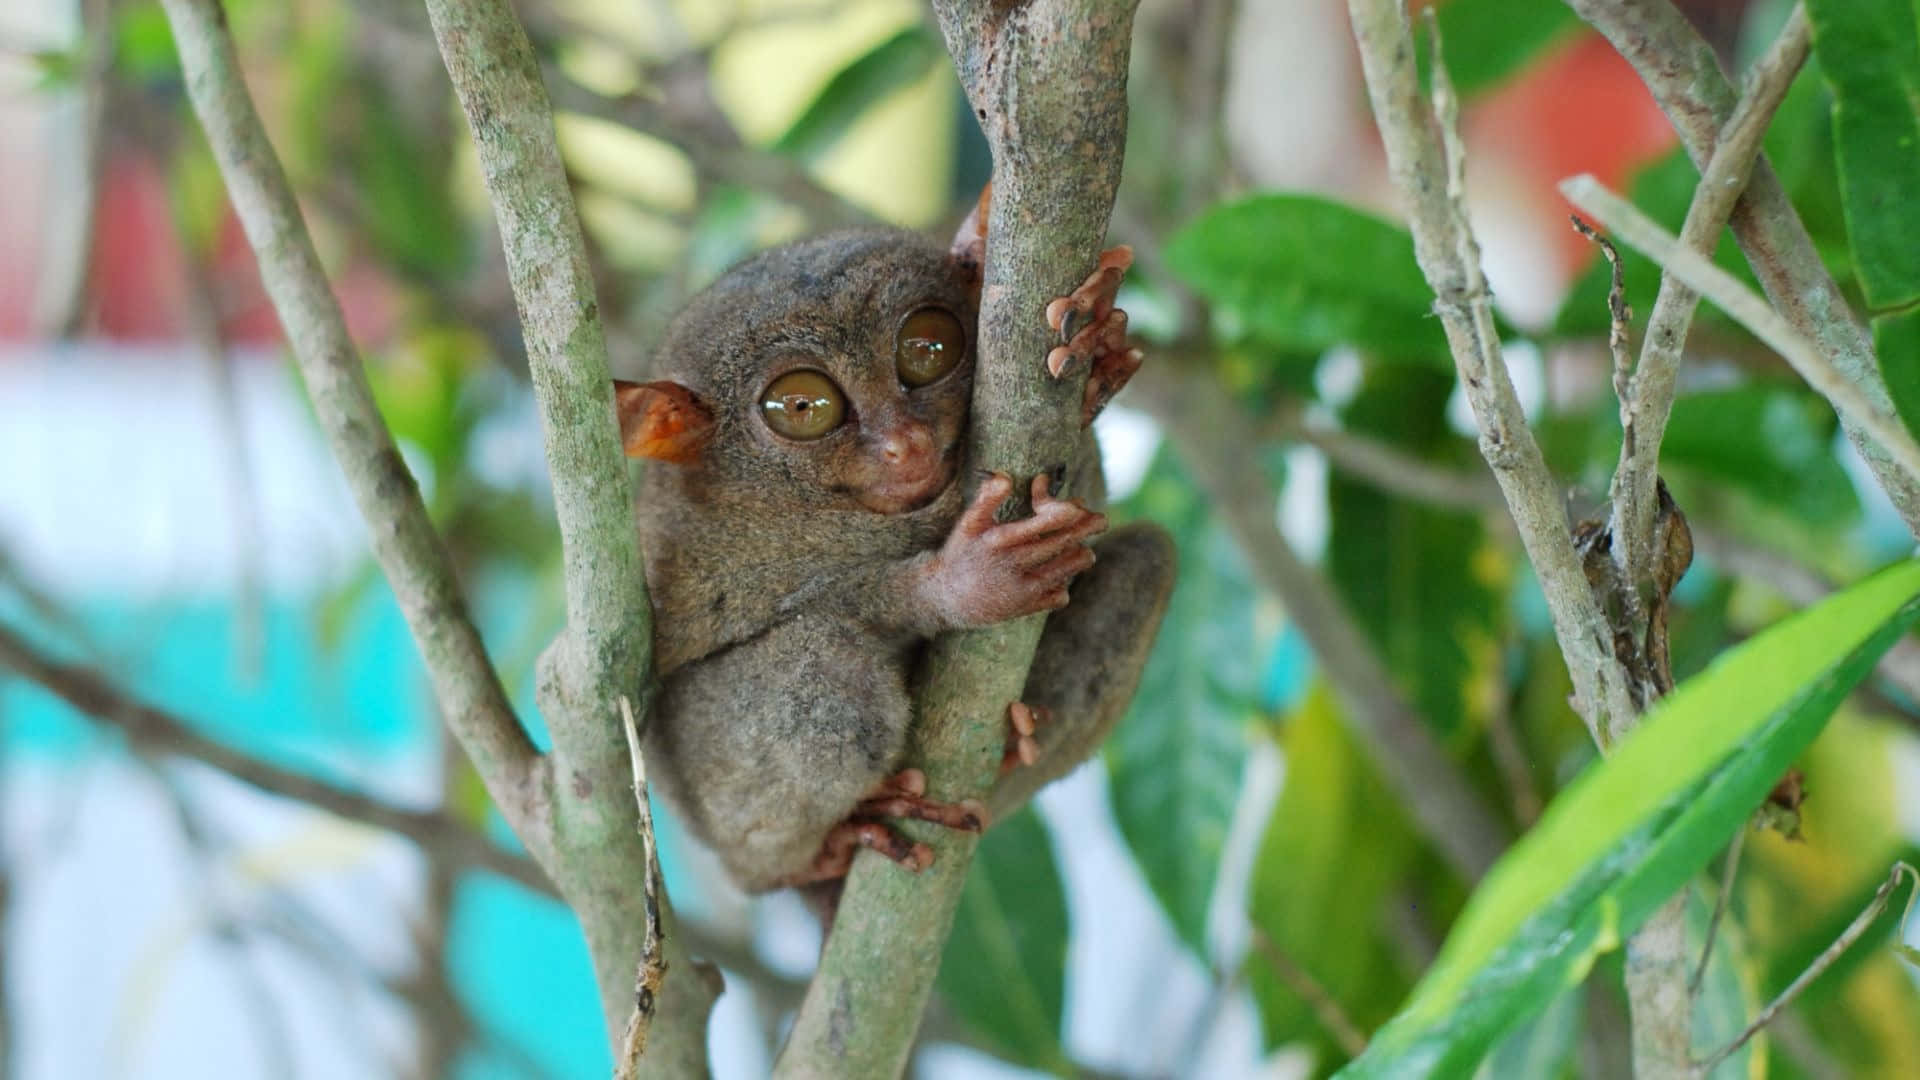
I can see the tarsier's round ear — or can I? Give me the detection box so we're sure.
[947,182,990,301]
[613,380,713,463]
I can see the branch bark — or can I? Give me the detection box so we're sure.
[1563,0,1920,539]
[1604,3,1812,602]
[417,0,715,1065]
[1562,174,1920,493]
[1343,0,1634,741]
[774,2,1138,1075]
[154,0,540,834]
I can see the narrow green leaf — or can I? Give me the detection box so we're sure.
[773,25,943,161]
[1432,0,1580,97]
[1166,195,1449,362]
[1250,686,1415,1061]
[936,808,1073,1075]
[1806,0,1920,309]
[1338,560,1920,1078]
[1108,450,1255,955]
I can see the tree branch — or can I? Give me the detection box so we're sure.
[774,2,1139,1074]
[417,0,714,1064]
[0,620,551,896]
[1343,0,1634,741]
[1563,0,1920,538]
[154,0,540,833]
[542,66,876,232]
[1561,174,1920,493]
[1605,3,1812,603]
[1133,363,1508,878]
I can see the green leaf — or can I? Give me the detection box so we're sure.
[1662,386,1859,527]
[1875,308,1920,445]
[773,25,943,161]
[1166,195,1449,362]
[1108,449,1254,955]
[1688,889,1763,1079]
[936,808,1073,1075]
[1329,368,1503,739]
[1432,0,1580,97]
[1806,0,1920,309]
[1475,986,1579,1080]
[1337,560,1920,1078]
[1250,685,1416,1062]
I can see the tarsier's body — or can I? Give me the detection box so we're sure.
[617,223,1173,893]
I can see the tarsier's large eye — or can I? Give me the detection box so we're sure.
[760,370,846,440]
[895,307,967,388]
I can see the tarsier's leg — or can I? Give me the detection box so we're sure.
[988,522,1177,819]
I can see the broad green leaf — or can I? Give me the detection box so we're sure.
[1329,368,1504,740]
[1250,685,1416,1064]
[1688,888,1763,1079]
[773,25,943,161]
[1474,987,1579,1080]
[1166,195,1449,362]
[936,808,1073,1075]
[1662,386,1859,527]
[1806,0,1920,309]
[1432,0,1580,97]
[1108,449,1254,955]
[1337,560,1920,1078]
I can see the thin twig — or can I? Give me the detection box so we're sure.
[0,620,553,896]
[1250,929,1368,1058]
[1561,175,1920,495]
[1346,0,1634,741]
[1266,401,1506,513]
[543,68,874,232]
[1605,4,1813,599]
[1690,826,1747,999]
[1570,214,1648,635]
[1693,862,1920,1076]
[614,698,667,1080]
[31,0,111,337]
[1564,0,1920,538]
[154,0,541,831]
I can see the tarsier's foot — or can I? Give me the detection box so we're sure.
[1002,701,1051,775]
[789,821,934,885]
[854,768,989,833]
[1044,246,1144,425]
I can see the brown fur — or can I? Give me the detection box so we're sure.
[626,228,1174,892]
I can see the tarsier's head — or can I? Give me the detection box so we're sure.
[615,228,978,515]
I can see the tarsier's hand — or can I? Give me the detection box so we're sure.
[923,472,1107,627]
[1045,246,1145,426]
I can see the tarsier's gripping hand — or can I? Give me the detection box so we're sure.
[918,472,1107,628]
[1046,246,1144,426]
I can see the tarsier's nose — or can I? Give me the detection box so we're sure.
[879,422,935,466]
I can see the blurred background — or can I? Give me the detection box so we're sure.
[3,0,1918,1077]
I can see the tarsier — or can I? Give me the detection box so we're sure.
[612,200,1174,893]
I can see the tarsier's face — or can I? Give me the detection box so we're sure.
[755,302,970,513]
[658,230,978,515]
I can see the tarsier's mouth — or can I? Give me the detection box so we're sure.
[858,447,959,514]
